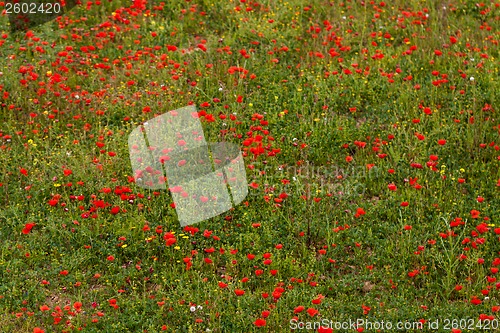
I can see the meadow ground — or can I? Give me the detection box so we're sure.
[0,0,499,332]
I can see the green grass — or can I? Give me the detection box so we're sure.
[0,0,499,332]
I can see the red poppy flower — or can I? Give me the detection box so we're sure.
[408,269,419,277]
[22,223,36,234]
[312,298,321,305]
[470,297,481,305]
[254,318,266,327]
[165,237,176,246]
[307,308,319,316]
[204,247,215,254]
[294,305,305,313]
[48,199,59,207]
[110,206,120,215]
[471,210,480,219]
[354,207,366,217]
[388,183,397,191]
[73,301,82,310]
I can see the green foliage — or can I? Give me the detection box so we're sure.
[0,0,499,331]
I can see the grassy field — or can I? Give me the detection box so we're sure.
[0,0,499,332]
